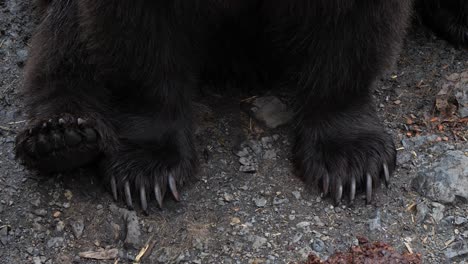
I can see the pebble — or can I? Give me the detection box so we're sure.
[312,239,325,252]
[249,96,294,128]
[253,198,267,207]
[455,216,467,226]
[416,202,429,223]
[431,203,445,223]
[412,150,468,204]
[368,210,382,231]
[292,191,301,200]
[71,219,84,239]
[296,222,311,228]
[47,237,64,248]
[56,221,65,232]
[223,193,234,202]
[33,209,47,217]
[252,236,267,249]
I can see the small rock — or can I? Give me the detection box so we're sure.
[239,157,252,166]
[240,165,257,173]
[292,191,301,200]
[252,236,267,249]
[56,221,65,232]
[33,209,47,217]
[47,237,65,248]
[292,233,303,243]
[16,49,28,65]
[312,239,325,252]
[250,96,294,128]
[263,150,276,160]
[223,193,234,202]
[416,202,429,223]
[313,216,325,227]
[273,197,288,205]
[296,222,311,229]
[412,150,468,204]
[71,219,84,239]
[445,240,468,259]
[253,198,267,207]
[0,226,8,245]
[236,148,250,157]
[109,205,141,249]
[369,210,382,231]
[431,203,445,223]
[455,216,467,226]
[230,217,241,225]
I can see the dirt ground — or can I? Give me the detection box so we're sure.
[0,1,467,264]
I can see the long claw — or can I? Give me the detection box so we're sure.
[111,176,118,201]
[349,176,356,204]
[383,163,390,187]
[322,174,330,196]
[334,178,343,205]
[140,185,147,213]
[124,181,133,209]
[168,175,180,201]
[77,118,86,126]
[154,183,163,208]
[366,173,372,204]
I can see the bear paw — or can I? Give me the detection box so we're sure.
[101,144,197,214]
[294,115,396,205]
[15,114,101,172]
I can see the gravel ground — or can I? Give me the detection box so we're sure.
[0,1,467,264]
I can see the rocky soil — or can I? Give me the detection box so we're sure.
[0,1,467,263]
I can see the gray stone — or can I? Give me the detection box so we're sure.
[401,135,438,150]
[253,197,267,207]
[33,209,47,216]
[455,216,467,226]
[47,237,64,248]
[263,150,276,160]
[431,203,445,223]
[312,239,325,252]
[55,221,65,232]
[368,210,382,231]
[416,202,429,223]
[454,71,468,118]
[250,96,293,128]
[109,205,141,249]
[0,226,8,245]
[412,150,468,203]
[445,240,468,259]
[71,219,84,239]
[252,236,267,249]
[296,222,311,228]
[292,191,301,200]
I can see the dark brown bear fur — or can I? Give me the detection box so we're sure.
[416,0,468,48]
[16,1,413,212]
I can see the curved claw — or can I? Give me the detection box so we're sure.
[110,176,118,201]
[334,178,343,205]
[140,185,147,213]
[77,118,86,126]
[322,174,330,196]
[366,173,372,204]
[168,175,180,201]
[383,163,390,187]
[349,176,356,204]
[154,183,163,208]
[124,181,133,209]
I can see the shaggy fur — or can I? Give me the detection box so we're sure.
[416,0,468,48]
[16,0,413,210]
